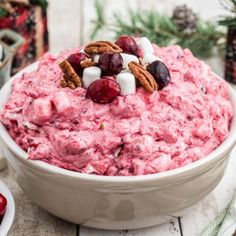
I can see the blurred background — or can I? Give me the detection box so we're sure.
[48,0,228,52]
[0,0,236,81]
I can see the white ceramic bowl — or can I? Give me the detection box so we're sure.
[0,181,15,236]
[0,63,236,230]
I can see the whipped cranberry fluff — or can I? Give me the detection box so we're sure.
[0,36,233,176]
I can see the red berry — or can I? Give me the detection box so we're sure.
[98,52,123,76]
[147,60,171,89]
[67,52,88,75]
[115,35,141,57]
[86,77,120,104]
[0,193,7,221]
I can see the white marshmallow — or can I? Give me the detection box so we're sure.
[0,148,6,170]
[142,54,163,65]
[93,54,100,63]
[121,53,139,70]
[0,44,3,61]
[116,72,136,95]
[139,37,154,56]
[82,66,101,89]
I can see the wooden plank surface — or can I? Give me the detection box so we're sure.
[180,147,236,235]
[0,168,77,236]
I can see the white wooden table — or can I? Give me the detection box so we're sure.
[1,147,236,236]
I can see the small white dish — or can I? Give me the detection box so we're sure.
[0,181,15,236]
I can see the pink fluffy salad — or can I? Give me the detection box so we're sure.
[0,38,233,176]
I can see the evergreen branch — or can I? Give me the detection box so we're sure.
[90,1,225,59]
[220,0,236,12]
[219,0,236,28]
[90,0,106,39]
[219,17,236,28]
[220,0,235,10]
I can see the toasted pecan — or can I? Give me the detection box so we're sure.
[59,60,82,89]
[128,61,158,93]
[80,58,97,68]
[84,41,122,54]
[60,78,68,88]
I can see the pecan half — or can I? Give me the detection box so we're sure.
[60,75,77,90]
[84,41,122,54]
[80,58,97,69]
[59,60,82,89]
[128,61,158,93]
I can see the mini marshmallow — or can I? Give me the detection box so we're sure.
[116,72,136,95]
[142,54,163,65]
[53,91,72,114]
[139,37,154,56]
[121,53,139,70]
[82,66,101,89]
[93,54,100,63]
[32,97,52,123]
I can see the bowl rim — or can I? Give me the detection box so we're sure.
[0,181,15,236]
[0,62,236,183]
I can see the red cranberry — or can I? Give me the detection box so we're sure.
[115,35,141,57]
[147,60,171,89]
[67,52,88,75]
[98,52,123,76]
[0,193,7,222]
[86,77,120,104]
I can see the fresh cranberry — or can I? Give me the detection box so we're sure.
[0,193,7,222]
[67,52,88,75]
[115,35,141,57]
[86,77,120,104]
[147,60,171,89]
[98,52,123,76]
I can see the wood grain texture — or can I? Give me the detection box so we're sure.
[180,148,236,236]
[0,168,77,236]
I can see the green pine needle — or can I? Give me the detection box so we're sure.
[219,0,236,28]
[91,1,225,59]
[90,0,106,39]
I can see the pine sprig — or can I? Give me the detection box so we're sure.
[179,21,225,58]
[91,0,225,59]
[90,0,105,39]
[219,0,236,28]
